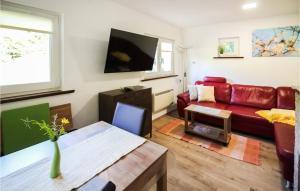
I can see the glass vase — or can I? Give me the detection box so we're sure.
[50,140,61,178]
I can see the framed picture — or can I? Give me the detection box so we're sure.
[252,25,300,57]
[218,37,240,57]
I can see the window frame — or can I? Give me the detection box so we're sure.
[0,1,63,96]
[145,37,175,77]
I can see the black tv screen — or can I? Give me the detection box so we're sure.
[104,29,159,73]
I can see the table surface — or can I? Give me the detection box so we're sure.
[185,104,232,119]
[0,122,168,191]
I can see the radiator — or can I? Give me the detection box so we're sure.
[152,89,174,113]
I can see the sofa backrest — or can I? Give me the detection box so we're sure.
[230,84,276,109]
[277,87,295,110]
[203,76,226,83]
[194,80,231,104]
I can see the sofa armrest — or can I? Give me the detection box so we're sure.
[177,91,190,105]
[177,91,190,117]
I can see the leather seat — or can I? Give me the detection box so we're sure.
[227,105,274,138]
[274,122,295,182]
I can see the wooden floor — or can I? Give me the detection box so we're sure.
[149,115,284,191]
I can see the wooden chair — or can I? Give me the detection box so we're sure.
[50,103,74,132]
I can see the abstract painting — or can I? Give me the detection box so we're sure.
[252,25,300,57]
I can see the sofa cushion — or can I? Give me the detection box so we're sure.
[203,76,226,83]
[194,81,231,104]
[227,105,274,138]
[196,85,216,102]
[231,84,276,109]
[227,105,267,123]
[274,122,294,181]
[277,87,295,110]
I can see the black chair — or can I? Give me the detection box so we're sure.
[112,102,146,136]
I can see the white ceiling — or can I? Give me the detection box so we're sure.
[112,0,299,28]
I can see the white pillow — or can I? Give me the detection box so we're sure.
[188,85,198,100]
[197,85,216,102]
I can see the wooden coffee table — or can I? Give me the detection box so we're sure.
[184,104,232,144]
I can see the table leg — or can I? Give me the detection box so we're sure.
[184,110,188,132]
[223,118,228,143]
[157,171,167,191]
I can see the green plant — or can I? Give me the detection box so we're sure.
[22,114,68,142]
[218,45,225,54]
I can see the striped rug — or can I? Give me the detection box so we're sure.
[158,118,261,165]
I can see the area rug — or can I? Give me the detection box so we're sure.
[158,118,261,165]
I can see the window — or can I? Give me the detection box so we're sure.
[146,38,174,76]
[0,2,61,95]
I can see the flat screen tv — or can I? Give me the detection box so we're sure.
[104,29,159,73]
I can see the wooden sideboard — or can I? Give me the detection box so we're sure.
[98,86,152,137]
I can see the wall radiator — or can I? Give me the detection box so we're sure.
[152,89,174,113]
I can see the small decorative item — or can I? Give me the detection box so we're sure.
[252,25,300,57]
[218,45,225,56]
[218,37,240,57]
[23,114,69,178]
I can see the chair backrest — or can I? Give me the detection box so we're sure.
[50,103,73,131]
[1,103,50,155]
[112,102,146,136]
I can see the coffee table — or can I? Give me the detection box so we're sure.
[184,104,232,144]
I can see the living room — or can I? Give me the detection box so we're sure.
[0,0,299,191]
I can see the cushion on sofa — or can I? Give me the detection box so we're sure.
[277,87,295,110]
[230,84,276,109]
[203,82,232,104]
[203,76,226,83]
[197,85,216,102]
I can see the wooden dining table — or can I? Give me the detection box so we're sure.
[0,122,168,191]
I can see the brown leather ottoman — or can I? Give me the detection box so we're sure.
[274,122,295,184]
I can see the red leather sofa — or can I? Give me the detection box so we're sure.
[274,122,295,183]
[177,76,296,183]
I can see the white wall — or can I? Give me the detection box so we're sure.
[0,0,183,128]
[183,14,300,87]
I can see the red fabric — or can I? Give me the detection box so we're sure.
[203,76,226,83]
[230,84,276,109]
[277,87,296,110]
[274,123,295,182]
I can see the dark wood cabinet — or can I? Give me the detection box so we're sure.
[98,86,152,137]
